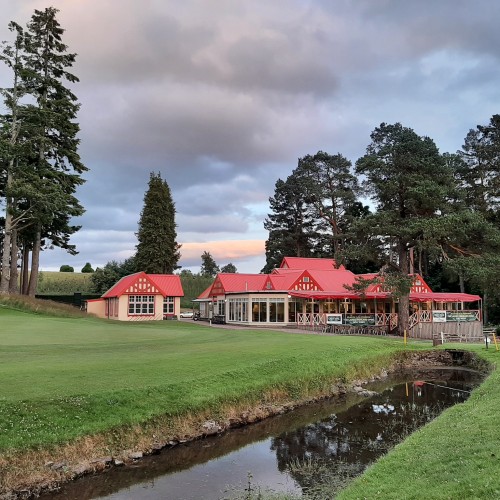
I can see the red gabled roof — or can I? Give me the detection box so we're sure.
[195,284,213,300]
[211,273,268,295]
[149,275,184,296]
[102,272,183,298]
[280,257,343,270]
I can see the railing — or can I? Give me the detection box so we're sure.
[375,313,398,328]
[297,313,324,327]
[409,309,480,330]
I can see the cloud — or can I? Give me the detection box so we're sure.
[1,0,499,275]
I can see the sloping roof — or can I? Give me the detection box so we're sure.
[213,273,268,294]
[194,284,213,301]
[149,275,184,296]
[102,272,183,298]
[280,257,342,270]
[280,257,345,271]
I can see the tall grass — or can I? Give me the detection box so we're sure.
[0,294,87,318]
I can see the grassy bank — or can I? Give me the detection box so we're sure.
[337,344,500,500]
[0,307,415,452]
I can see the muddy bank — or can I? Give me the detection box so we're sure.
[0,350,491,499]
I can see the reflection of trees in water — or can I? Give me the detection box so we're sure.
[272,381,470,493]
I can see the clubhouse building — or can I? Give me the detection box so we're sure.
[196,257,482,339]
[86,272,184,321]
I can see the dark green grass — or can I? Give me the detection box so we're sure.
[0,308,417,450]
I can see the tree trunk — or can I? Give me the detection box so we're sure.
[21,245,30,295]
[459,273,465,294]
[0,170,14,294]
[398,243,410,336]
[8,228,19,294]
[27,226,41,297]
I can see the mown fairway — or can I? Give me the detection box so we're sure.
[0,307,412,450]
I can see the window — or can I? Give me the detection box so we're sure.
[128,295,155,315]
[269,298,285,322]
[288,301,299,322]
[163,296,174,314]
[228,298,249,322]
[252,299,267,322]
[303,277,310,283]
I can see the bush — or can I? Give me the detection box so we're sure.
[60,265,74,273]
[81,262,94,273]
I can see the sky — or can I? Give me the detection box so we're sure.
[1,0,499,274]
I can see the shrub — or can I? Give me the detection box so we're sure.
[81,262,94,273]
[60,265,74,273]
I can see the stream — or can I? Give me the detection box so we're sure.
[43,367,484,500]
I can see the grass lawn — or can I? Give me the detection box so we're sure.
[2,302,499,499]
[0,307,414,451]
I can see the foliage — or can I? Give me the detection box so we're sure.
[59,265,74,273]
[200,251,220,277]
[179,272,213,308]
[0,7,87,296]
[81,262,94,273]
[90,257,136,294]
[262,174,316,273]
[220,262,237,273]
[295,151,361,258]
[134,172,180,274]
[353,122,456,333]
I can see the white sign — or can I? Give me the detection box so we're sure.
[432,310,447,323]
[326,314,343,325]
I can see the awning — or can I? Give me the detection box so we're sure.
[409,292,481,303]
[288,290,481,303]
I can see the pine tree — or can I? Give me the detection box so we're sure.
[262,174,316,273]
[0,8,87,296]
[135,172,180,274]
[200,251,219,277]
[355,122,456,334]
[295,151,361,259]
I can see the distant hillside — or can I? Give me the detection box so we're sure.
[36,271,94,294]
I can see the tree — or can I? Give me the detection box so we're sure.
[59,264,74,272]
[90,257,136,294]
[355,122,456,334]
[0,8,87,296]
[262,174,316,273]
[200,251,219,277]
[134,172,180,274]
[295,151,361,259]
[220,263,237,273]
[0,22,25,293]
[81,262,93,273]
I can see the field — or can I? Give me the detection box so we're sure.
[36,271,94,294]
[1,301,500,498]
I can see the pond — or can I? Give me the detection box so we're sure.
[43,367,483,500]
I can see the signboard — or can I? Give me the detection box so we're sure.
[432,310,447,323]
[446,311,478,323]
[345,314,376,326]
[326,314,343,325]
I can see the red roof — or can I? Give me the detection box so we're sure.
[280,257,343,270]
[102,272,183,298]
[194,258,482,303]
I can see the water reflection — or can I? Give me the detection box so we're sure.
[43,368,483,500]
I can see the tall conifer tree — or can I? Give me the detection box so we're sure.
[135,172,180,274]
